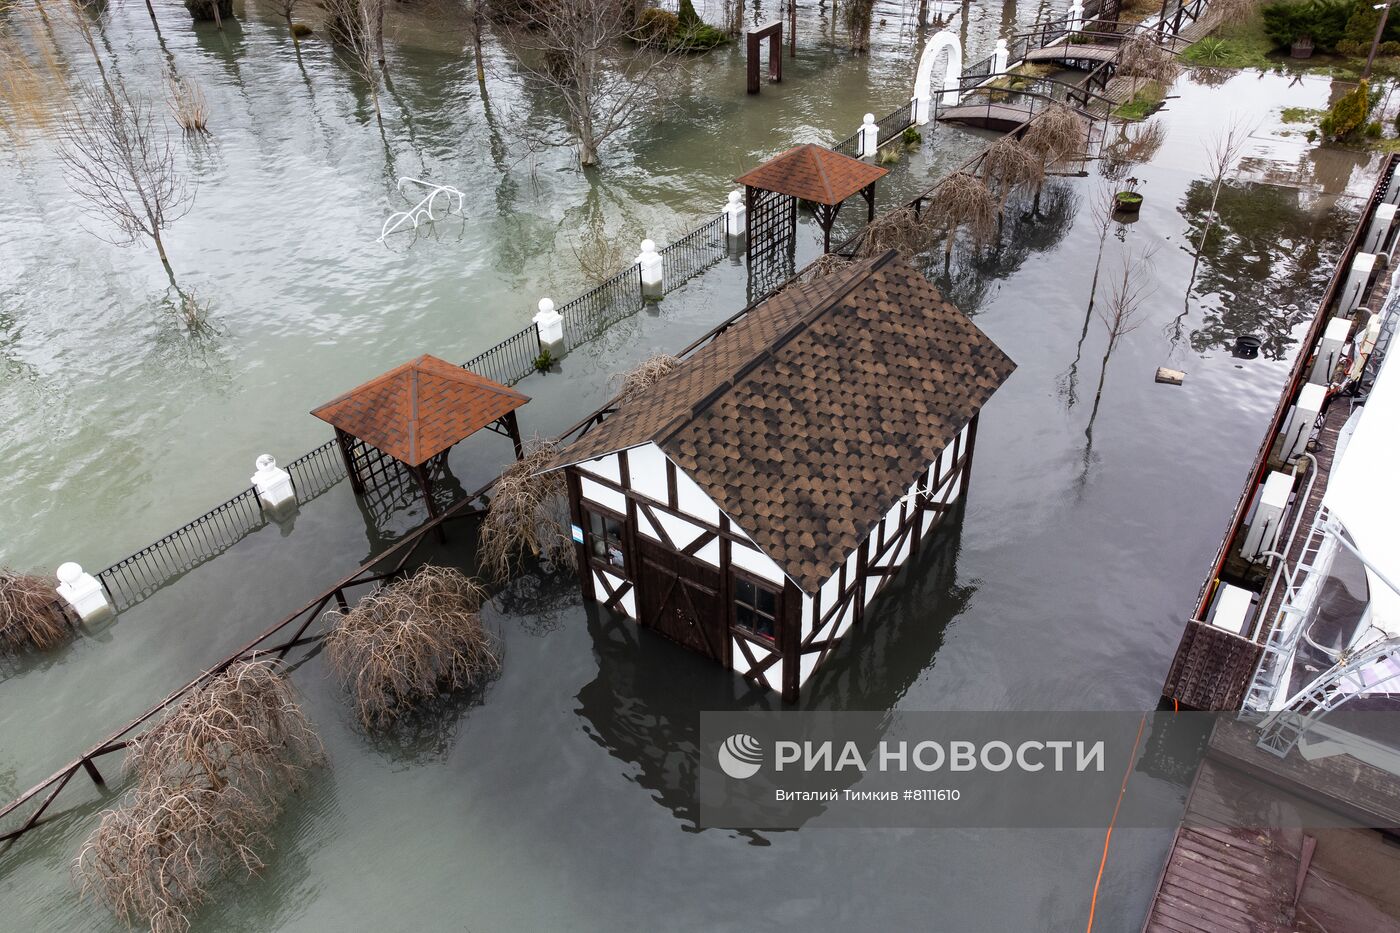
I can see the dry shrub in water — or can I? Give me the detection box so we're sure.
[1023,102,1089,166]
[926,172,998,256]
[616,353,680,403]
[477,441,571,582]
[980,136,1045,213]
[325,565,500,728]
[1118,35,1181,97]
[125,660,322,800]
[0,567,69,654]
[857,205,933,259]
[0,11,67,145]
[165,76,210,135]
[75,661,320,933]
[800,253,855,281]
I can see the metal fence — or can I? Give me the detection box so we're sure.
[875,99,916,147]
[462,321,542,386]
[559,263,645,350]
[660,214,728,296]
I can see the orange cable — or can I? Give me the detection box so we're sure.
[1085,712,1148,933]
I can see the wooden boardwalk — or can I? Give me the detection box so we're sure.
[1023,43,1119,64]
[937,102,1034,130]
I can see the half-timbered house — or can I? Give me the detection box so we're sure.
[550,251,1015,701]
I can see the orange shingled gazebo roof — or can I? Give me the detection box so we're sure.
[311,354,529,467]
[735,143,889,205]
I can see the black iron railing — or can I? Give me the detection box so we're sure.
[875,99,917,147]
[660,214,727,295]
[558,264,645,350]
[462,321,542,386]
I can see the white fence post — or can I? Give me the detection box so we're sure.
[251,454,297,517]
[56,562,113,624]
[993,38,1009,73]
[637,239,664,299]
[723,190,747,239]
[534,298,564,355]
[858,113,879,158]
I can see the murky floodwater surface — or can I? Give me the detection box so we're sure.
[0,0,1383,930]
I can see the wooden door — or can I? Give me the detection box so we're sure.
[636,538,726,664]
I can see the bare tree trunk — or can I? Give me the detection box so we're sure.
[375,0,387,68]
[153,229,178,286]
[473,1,487,89]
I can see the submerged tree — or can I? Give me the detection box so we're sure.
[505,0,682,166]
[321,0,386,129]
[1087,247,1155,437]
[324,566,500,728]
[843,0,876,51]
[0,567,69,655]
[926,171,998,260]
[477,442,571,581]
[1060,183,1120,409]
[74,661,321,933]
[980,135,1044,217]
[57,81,194,286]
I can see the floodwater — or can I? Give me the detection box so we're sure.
[0,1,1384,931]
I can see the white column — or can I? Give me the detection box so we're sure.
[533,298,564,354]
[1363,203,1397,255]
[56,562,113,624]
[1337,252,1376,316]
[858,113,879,159]
[250,454,297,515]
[992,38,1009,73]
[1280,383,1326,462]
[1310,316,1351,385]
[1068,0,1084,31]
[1240,471,1293,562]
[913,91,931,126]
[636,238,663,298]
[723,190,747,238]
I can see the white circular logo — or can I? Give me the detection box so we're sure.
[718,733,764,779]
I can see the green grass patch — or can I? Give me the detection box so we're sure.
[1280,106,1324,124]
[1114,83,1163,121]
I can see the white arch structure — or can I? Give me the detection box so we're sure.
[913,30,962,124]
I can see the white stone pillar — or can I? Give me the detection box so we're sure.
[992,38,1009,73]
[1310,316,1351,385]
[250,454,297,516]
[1279,383,1326,463]
[56,562,113,624]
[1363,203,1397,255]
[636,238,663,299]
[1068,0,1084,32]
[858,113,879,159]
[723,190,747,238]
[913,91,931,126]
[534,298,564,355]
[1338,252,1376,316]
[1240,470,1293,562]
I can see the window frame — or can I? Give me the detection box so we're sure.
[582,504,629,575]
[732,570,781,644]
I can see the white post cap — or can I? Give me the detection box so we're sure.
[56,562,112,623]
[728,190,742,205]
[863,113,876,125]
[538,297,555,315]
[640,238,658,254]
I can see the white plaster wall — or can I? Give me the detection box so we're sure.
[591,568,636,619]
[732,541,786,585]
[627,442,669,503]
[576,453,621,484]
[580,476,626,514]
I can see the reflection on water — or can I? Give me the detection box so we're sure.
[1178,179,1354,360]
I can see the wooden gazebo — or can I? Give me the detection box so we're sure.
[311,354,528,523]
[735,143,889,257]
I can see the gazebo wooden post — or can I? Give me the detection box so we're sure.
[335,428,365,495]
[412,463,447,543]
[816,201,842,254]
[863,182,877,224]
[744,185,756,263]
[503,411,525,460]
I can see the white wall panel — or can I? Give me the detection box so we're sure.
[628,443,670,503]
[732,542,785,584]
[695,537,721,568]
[580,477,627,514]
[653,508,707,551]
[576,453,621,484]
[674,468,722,525]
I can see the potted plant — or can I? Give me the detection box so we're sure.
[1113,177,1144,215]
[1292,35,1315,58]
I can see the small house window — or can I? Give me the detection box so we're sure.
[585,508,626,571]
[735,576,778,642]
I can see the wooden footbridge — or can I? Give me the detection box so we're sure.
[937,75,1116,130]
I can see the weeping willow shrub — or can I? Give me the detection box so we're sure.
[0,567,69,654]
[616,353,680,403]
[74,661,321,933]
[926,172,998,257]
[980,136,1045,214]
[856,205,934,259]
[1023,102,1089,168]
[324,566,500,728]
[477,441,570,582]
[1118,35,1181,101]
[124,660,323,800]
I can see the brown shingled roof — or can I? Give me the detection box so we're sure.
[735,143,889,206]
[555,252,1015,594]
[311,354,528,467]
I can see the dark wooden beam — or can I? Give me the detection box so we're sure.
[335,428,365,495]
[503,410,524,460]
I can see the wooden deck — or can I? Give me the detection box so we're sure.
[1022,43,1119,64]
[936,102,1033,130]
[1143,749,1400,933]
